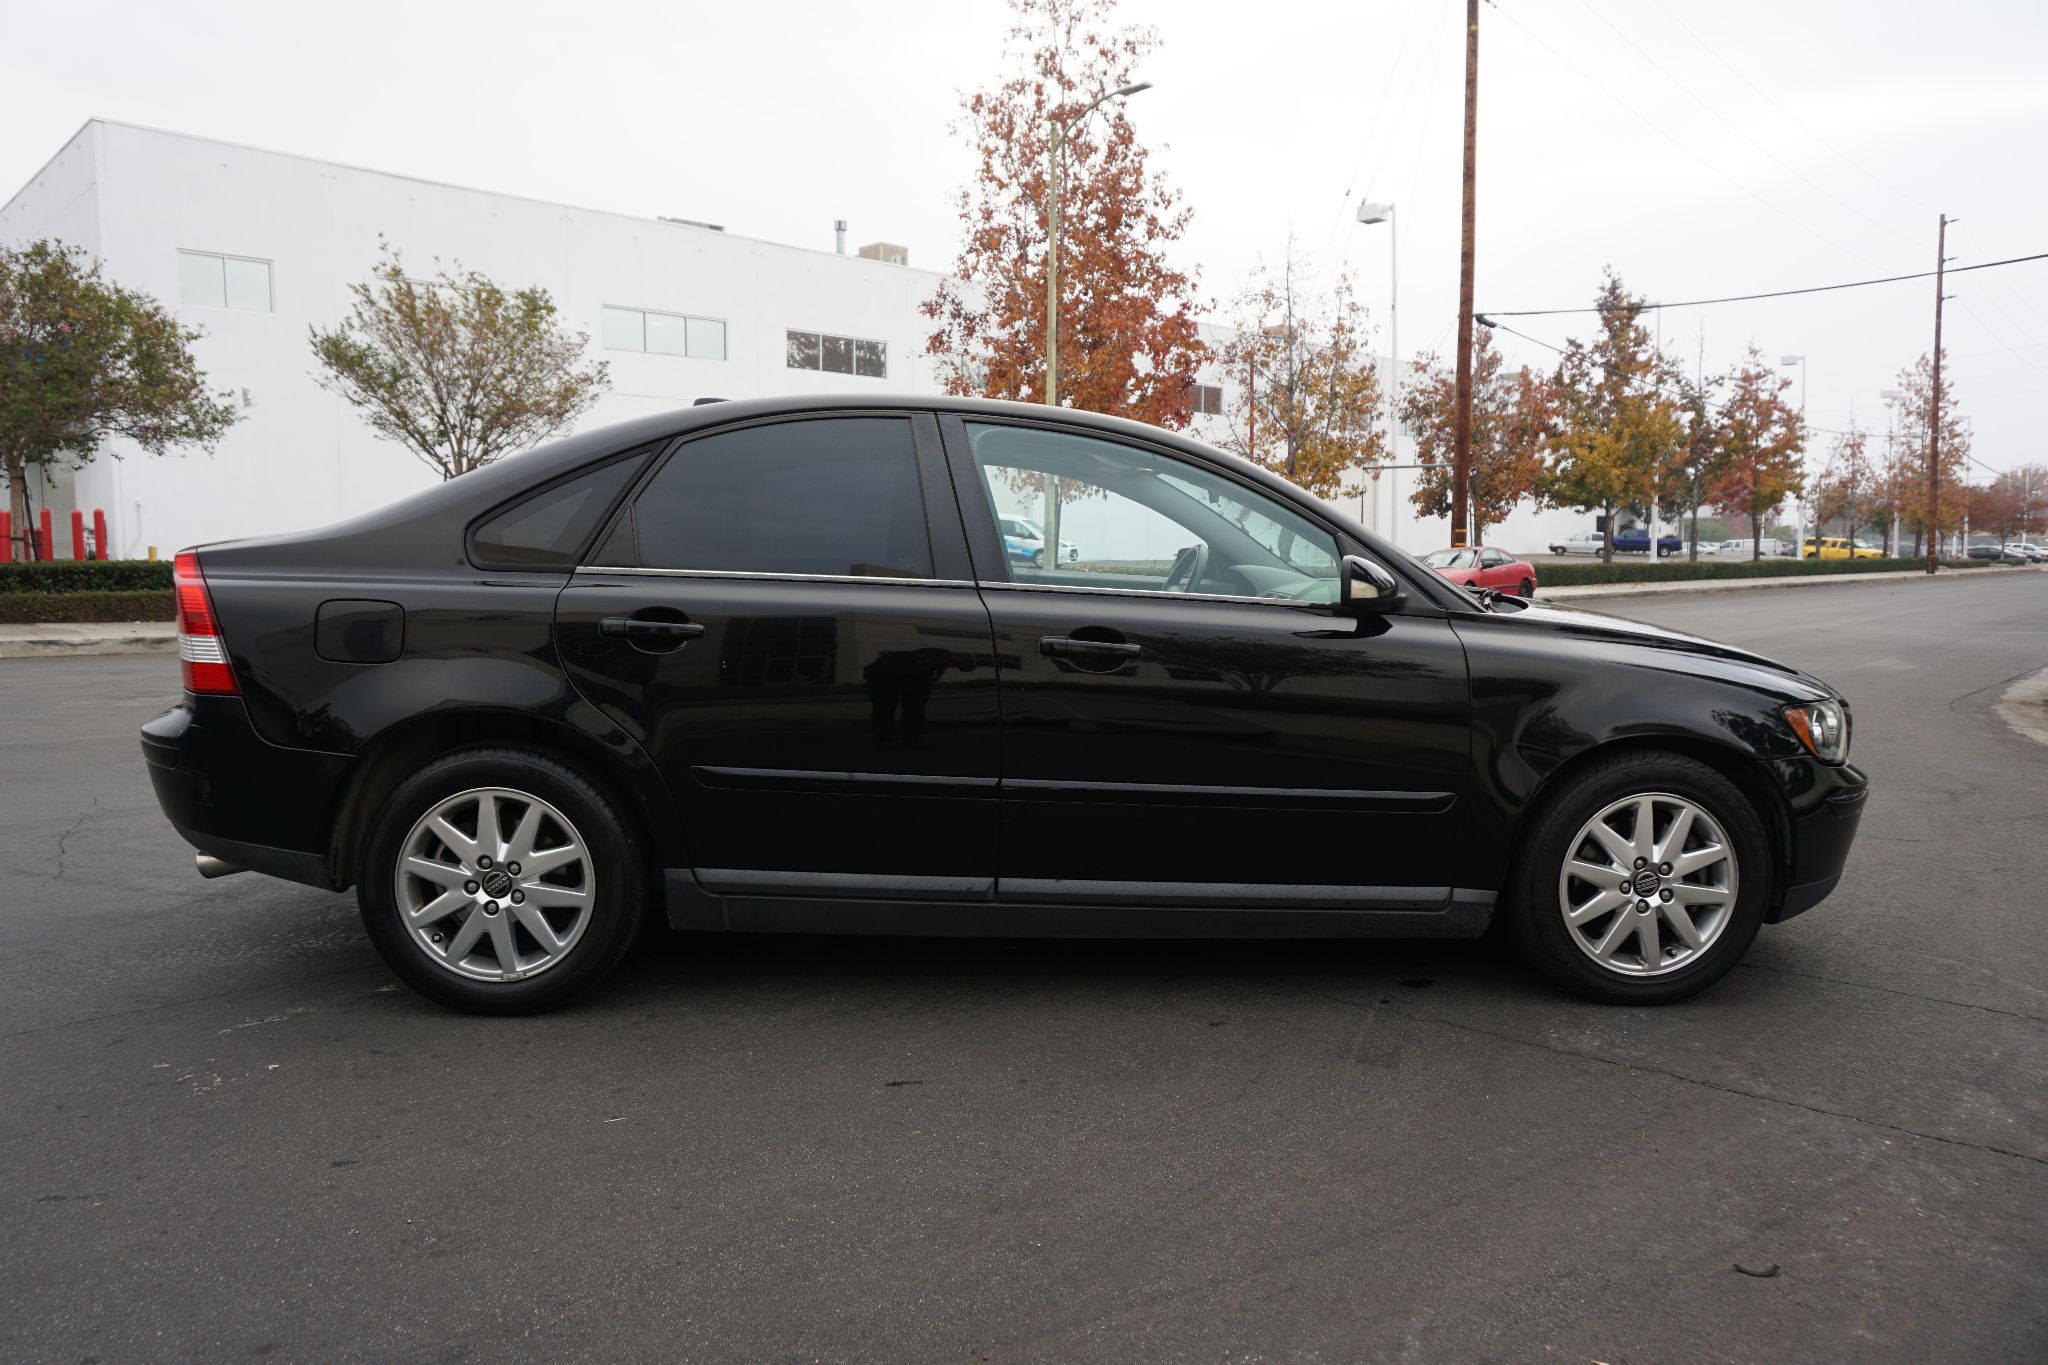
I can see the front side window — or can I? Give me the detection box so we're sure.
[628,418,933,579]
[964,423,1339,602]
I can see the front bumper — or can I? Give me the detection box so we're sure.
[141,698,351,890]
[1766,759,1869,922]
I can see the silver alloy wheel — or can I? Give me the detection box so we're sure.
[1557,790,1739,977]
[393,785,596,983]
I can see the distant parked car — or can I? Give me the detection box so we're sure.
[1422,546,1538,597]
[998,516,1079,567]
[1611,527,1683,557]
[1966,545,2030,564]
[1714,538,1791,559]
[1548,530,1606,556]
[1802,537,1882,560]
[2003,543,2047,563]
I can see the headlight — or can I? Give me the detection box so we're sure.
[1785,699,1850,763]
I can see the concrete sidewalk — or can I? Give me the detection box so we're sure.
[0,620,176,659]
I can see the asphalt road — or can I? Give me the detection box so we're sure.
[3,573,2044,1364]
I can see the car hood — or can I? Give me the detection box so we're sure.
[1471,599,1835,701]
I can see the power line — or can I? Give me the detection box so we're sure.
[1307,0,1437,284]
[1485,1,1884,269]
[1643,0,1943,219]
[1481,251,2048,317]
[1577,0,1919,252]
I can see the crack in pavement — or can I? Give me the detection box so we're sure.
[1333,993,2048,1171]
[46,796,106,882]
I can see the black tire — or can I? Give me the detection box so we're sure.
[357,746,647,1014]
[1031,549,1046,568]
[1500,750,1771,1005]
[1518,577,1534,598]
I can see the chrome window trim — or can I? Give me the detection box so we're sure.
[576,565,974,589]
[975,579,1333,611]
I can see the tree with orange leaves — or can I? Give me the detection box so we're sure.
[1400,328,1557,545]
[1212,248,1383,499]
[922,0,1205,428]
[1707,346,1806,559]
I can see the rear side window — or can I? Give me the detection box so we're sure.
[628,418,934,579]
[470,455,643,569]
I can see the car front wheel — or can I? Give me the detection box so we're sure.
[358,746,647,1014]
[1518,577,1534,598]
[1502,750,1770,1004]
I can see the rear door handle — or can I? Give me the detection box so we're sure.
[1040,635,1143,658]
[600,617,706,640]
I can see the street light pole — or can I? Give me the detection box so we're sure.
[1881,387,1905,556]
[1780,354,1806,551]
[1356,201,1397,540]
[1045,81,1151,409]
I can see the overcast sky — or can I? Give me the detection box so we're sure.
[5,0,2044,477]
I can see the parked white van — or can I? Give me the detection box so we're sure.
[1715,538,1790,558]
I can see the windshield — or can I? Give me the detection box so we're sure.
[1423,549,1479,569]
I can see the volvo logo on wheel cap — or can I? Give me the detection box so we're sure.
[1632,868,1661,897]
[481,869,515,899]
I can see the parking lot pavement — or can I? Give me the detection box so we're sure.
[2,573,2043,1363]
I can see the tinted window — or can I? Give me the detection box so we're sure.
[631,418,933,579]
[470,455,643,569]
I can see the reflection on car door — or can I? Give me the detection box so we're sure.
[555,414,1000,899]
[940,415,1476,911]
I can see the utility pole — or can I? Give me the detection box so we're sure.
[1450,0,1479,548]
[1926,214,1951,575]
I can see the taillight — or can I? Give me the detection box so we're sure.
[173,550,239,695]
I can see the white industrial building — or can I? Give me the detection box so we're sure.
[3,119,1579,561]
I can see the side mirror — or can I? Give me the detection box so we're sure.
[1338,555,1405,614]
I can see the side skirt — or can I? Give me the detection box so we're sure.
[666,871,1493,939]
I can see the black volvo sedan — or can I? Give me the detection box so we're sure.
[143,396,1868,1013]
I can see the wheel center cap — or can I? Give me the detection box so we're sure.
[481,869,514,899]
[1632,869,1661,898]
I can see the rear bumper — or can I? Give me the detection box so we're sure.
[141,698,351,891]
[1767,763,1869,923]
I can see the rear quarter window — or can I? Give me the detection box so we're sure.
[469,453,648,570]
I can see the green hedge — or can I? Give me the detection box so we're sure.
[0,590,175,624]
[1538,556,1987,588]
[0,560,174,594]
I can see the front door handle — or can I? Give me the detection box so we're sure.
[1040,635,1143,659]
[600,617,706,640]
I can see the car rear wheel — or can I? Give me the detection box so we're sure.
[1502,750,1770,1004]
[358,747,646,1014]
[1031,549,1045,568]
[1518,577,1534,598]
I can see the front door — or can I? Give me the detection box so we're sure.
[940,417,1473,907]
[556,414,1000,899]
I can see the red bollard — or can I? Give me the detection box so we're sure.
[38,507,53,561]
[93,508,108,562]
[70,508,85,561]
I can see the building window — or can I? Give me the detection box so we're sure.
[602,305,726,361]
[786,330,887,379]
[1196,384,1224,416]
[178,250,271,311]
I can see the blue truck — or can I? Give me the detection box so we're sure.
[1610,527,1684,556]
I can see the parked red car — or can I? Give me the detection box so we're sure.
[1422,546,1539,597]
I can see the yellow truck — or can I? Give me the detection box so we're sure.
[1802,536,1883,560]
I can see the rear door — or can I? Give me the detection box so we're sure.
[940,416,1473,904]
[555,413,1000,899]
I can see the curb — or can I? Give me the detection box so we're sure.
[0,623,177,660]
[1540,566,2037,604]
